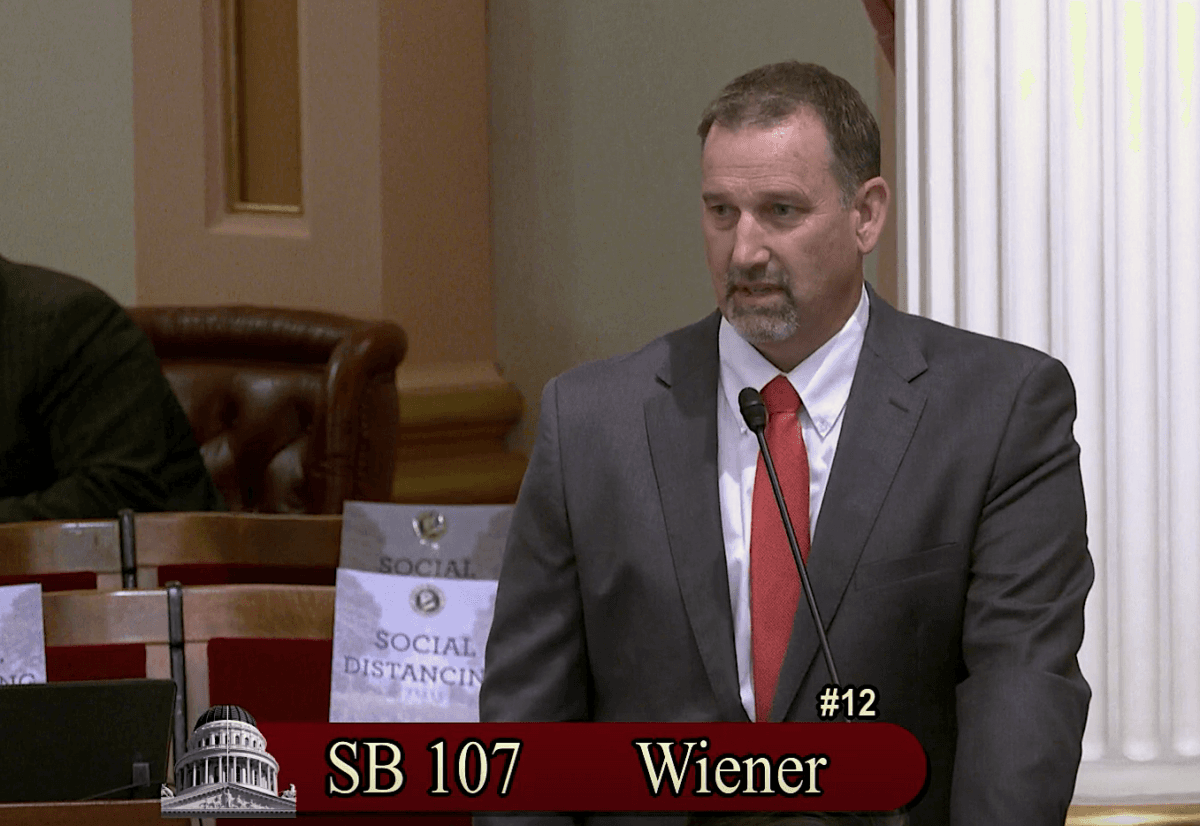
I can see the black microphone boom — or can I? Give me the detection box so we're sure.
[738,387,840,688]
[738,388,768,432]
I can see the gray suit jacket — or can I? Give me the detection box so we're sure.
[481,288,1092,826]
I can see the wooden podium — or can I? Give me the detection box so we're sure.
[0,798,162,825]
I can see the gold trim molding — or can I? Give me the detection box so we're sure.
[393,361,527,505]
[1068,804,1200,825]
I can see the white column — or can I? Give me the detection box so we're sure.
[1167,2,1200,763]
[898,0,1200,803]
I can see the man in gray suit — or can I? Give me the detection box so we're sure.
[480,62,1092,826]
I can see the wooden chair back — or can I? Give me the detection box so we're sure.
[173,583,335,729]
[0,518,127,591]
[41,588,171,681]
[0,798,162,825]
[132,511,342,588]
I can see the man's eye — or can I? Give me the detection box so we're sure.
[710,204,732,217]
[770,204,795,217]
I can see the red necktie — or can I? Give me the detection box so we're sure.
[750,375,809,722]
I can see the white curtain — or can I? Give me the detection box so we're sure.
[897,0,1200,802]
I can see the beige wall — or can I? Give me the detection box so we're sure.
[4,1,880,457]
[132,1,494,372]
[133,1,386,318]
[489,0,881,452]
[0,0,136,303]
[380,1,494,366]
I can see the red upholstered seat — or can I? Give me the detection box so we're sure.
[156,563,335,587]
[0,571,97,592]
[207,638,333,722]
[46,643,147,681]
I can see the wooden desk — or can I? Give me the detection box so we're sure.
[0,798,162,826]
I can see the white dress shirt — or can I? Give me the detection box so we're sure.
[716,285,869,721]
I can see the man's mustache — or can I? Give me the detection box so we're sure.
[724,266,792,298]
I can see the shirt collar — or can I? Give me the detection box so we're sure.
[718,285,870,438]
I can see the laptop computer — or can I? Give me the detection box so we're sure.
[0,679,175,802]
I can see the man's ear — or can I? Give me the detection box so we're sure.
[852,176,890,255]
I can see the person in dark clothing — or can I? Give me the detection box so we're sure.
[0,255,222,521]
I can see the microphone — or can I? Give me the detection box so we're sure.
[738,387,840,687]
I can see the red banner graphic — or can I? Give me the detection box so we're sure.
[257,722,926,814]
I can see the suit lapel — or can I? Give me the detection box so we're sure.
[771,289,929,720]
[643,312,748,722]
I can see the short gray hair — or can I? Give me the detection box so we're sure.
[698,61,881,205]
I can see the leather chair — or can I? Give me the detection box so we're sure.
[128,306,406,514]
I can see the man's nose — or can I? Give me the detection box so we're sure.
[730,213,770,270]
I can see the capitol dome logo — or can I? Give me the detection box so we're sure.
[160,705,296,818]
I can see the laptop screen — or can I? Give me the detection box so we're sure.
[0,679,175,802]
